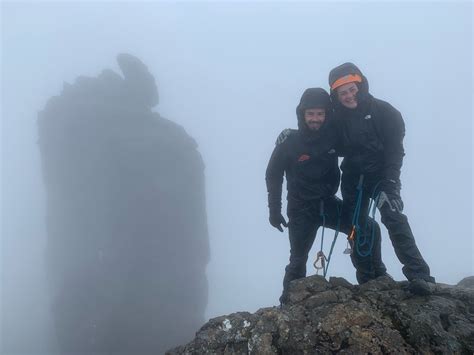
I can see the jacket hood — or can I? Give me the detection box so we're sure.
[296,88,332,133]
[328,62,370,110]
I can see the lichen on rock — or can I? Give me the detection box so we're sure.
[167,275,474,354]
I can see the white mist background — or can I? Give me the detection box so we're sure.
[1,1,473,353]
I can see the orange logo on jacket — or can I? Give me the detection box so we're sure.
[298,154,310,162]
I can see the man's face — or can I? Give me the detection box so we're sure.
[304,108,326,131]
[336,82,359,109]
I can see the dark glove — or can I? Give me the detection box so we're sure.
[377,179,403,213]
[269,210,288,232]
[379,178,400,193]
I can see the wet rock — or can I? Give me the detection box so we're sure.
[168,276,474,354]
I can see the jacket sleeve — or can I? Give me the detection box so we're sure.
[382,105,405,182]
[327,116,345,157]
[265,142,287,213]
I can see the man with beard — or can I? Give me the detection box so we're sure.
[328,62,435,294]
[265,88,387,305]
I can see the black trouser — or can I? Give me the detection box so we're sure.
[341,172,434,283]
[281,196,386,302]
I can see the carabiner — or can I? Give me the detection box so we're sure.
[313,250,327,275]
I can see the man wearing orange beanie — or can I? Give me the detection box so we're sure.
[328,62,435,294]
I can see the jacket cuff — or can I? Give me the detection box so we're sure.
[384,168,401,183]
[268,203,282,214]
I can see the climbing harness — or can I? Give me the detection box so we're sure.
[313,174,388,278]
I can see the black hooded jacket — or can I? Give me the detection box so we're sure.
[328,63,405,182]
[265,88,340,213]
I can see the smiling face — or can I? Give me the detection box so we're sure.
[304,108,326,131]
[336,82,359,109]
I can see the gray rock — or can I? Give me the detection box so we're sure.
[458,276,474,289]
[168,276,474,354]
[287,275,329,304]
[329,276,354,289]
[39,54,209,354]
[117,53,159,107]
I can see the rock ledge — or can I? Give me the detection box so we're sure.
[168,275,474,354]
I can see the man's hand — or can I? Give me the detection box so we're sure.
[269,211,288,232]
[377,179,403,213]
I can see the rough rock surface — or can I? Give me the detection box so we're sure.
[457,276,474,290]
[168,275,474,354]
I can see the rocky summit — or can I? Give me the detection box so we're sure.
[168,275,474,354]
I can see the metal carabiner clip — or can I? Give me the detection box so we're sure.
[313,250,327,275]
[343,240,352,255]
[344,226,356,255]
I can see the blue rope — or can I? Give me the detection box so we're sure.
[351,175,365,240]
[353,178,383,258]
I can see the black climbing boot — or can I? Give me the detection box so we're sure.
[409,278,435,296]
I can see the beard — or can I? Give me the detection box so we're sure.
[306,121,322,131]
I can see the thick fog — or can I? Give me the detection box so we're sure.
[1,1,473,354]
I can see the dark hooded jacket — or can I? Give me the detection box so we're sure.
[265,88,340,214]
[328,63,405,182]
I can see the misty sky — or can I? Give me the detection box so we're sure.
[1,1,473,353]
